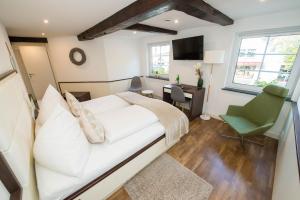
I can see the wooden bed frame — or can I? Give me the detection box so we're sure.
[0,70,173,200]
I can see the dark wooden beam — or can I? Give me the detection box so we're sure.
[174,0,233,26]
[78,0,176,41]
[78,0,233,40]
[125,23,177,35]
[9,36,48,43]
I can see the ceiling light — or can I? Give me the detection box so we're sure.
[174,19,179,24]
[259,0,266,2]
[41,33,45,36]
[133,31,137,34]
[43,19,49,24]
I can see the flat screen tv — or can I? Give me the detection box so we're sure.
[172,36,204,60]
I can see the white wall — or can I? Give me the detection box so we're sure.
[0,21,13,74]
[46,34,142,97]
[140,9,300,138]
[47,34,142,82]
[103,36,141,80]
[272,105,300,200]
[47,36,108,82]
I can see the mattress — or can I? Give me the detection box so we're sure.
[81,95,130,115]
[35,122,165,200]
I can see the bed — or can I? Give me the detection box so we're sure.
[0,71,189,200]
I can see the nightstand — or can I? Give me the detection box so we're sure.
[63,91,91,102]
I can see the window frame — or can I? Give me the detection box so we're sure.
[226,26,300,96]
[148,42,171,78]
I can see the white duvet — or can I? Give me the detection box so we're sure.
[95,105,159,143]
[81,95,130,115]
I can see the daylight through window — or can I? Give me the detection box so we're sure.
[233,34,300,88]
[149,43,170,77]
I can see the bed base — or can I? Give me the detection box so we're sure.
[65,135,173,200]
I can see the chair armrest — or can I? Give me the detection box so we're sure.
[226,105,244,116]
[246,122,274,136]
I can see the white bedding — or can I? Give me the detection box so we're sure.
[96,105,159,143]
[81,95,130,115]
[35,122,165,200]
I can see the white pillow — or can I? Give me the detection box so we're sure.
[34,105,90,177]
[36,85,70,126]
[79,108,105,144]
[65,91,82,117]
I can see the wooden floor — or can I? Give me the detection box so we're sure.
[108,118,278,200]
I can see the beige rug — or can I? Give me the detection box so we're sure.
[124,154,213,200]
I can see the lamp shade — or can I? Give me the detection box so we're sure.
[204,50,225,64]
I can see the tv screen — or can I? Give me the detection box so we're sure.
[172,36,204,60]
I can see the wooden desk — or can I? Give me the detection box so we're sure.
[163,84,205,120]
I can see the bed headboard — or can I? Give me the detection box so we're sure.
[0,70,38,200]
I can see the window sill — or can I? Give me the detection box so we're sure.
[146,76,169,81]
[222,87,259,96]
[222,87,292,102]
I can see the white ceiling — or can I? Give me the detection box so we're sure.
[0,0,299,37]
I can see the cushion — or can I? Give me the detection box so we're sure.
[33,105,90,177]
[220,115,258,135]
[66,91,82,117]
[36,85,70,126]
[79,108,105,144]
[263,85,289,98]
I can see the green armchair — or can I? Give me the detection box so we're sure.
[220,85,288,147]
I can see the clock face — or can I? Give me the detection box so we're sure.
[69,48,86,66]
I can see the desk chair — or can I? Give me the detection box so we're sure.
[171,86,191,111]
[220,85,288,147]
[129,76,142,93]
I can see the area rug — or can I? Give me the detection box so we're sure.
[124,154,213,200]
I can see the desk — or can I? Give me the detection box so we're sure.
[163,84,205,120]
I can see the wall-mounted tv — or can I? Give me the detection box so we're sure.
[172,36,204,60]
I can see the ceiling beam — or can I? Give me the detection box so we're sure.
[78,0,233,41]
[174,0,233,26]
[78,0,176,41]
[125,23,177,35]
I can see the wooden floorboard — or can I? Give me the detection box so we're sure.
[107,118,278,200]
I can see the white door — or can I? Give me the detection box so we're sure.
[19,46,57,100]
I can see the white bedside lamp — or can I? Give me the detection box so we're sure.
[200,50,225,120]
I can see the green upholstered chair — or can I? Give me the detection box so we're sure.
[220,85,288,147]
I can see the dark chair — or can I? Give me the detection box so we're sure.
[171,86,191,111]
[220,85,288,147]
[129,76,142,93]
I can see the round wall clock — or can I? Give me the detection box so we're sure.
[69,48,86,66]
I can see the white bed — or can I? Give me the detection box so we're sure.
[35,93,172,200]
[36,122,165,200]
[0,71,185,200]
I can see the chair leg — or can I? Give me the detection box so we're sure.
[244,138,265,146]
[220,134,264,147]
[240,136,245,149]
[221,134,240,140]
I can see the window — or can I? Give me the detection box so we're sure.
[148,43,170,77]
[227,28,300,94]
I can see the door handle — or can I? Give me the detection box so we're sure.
[28,73,35,78]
